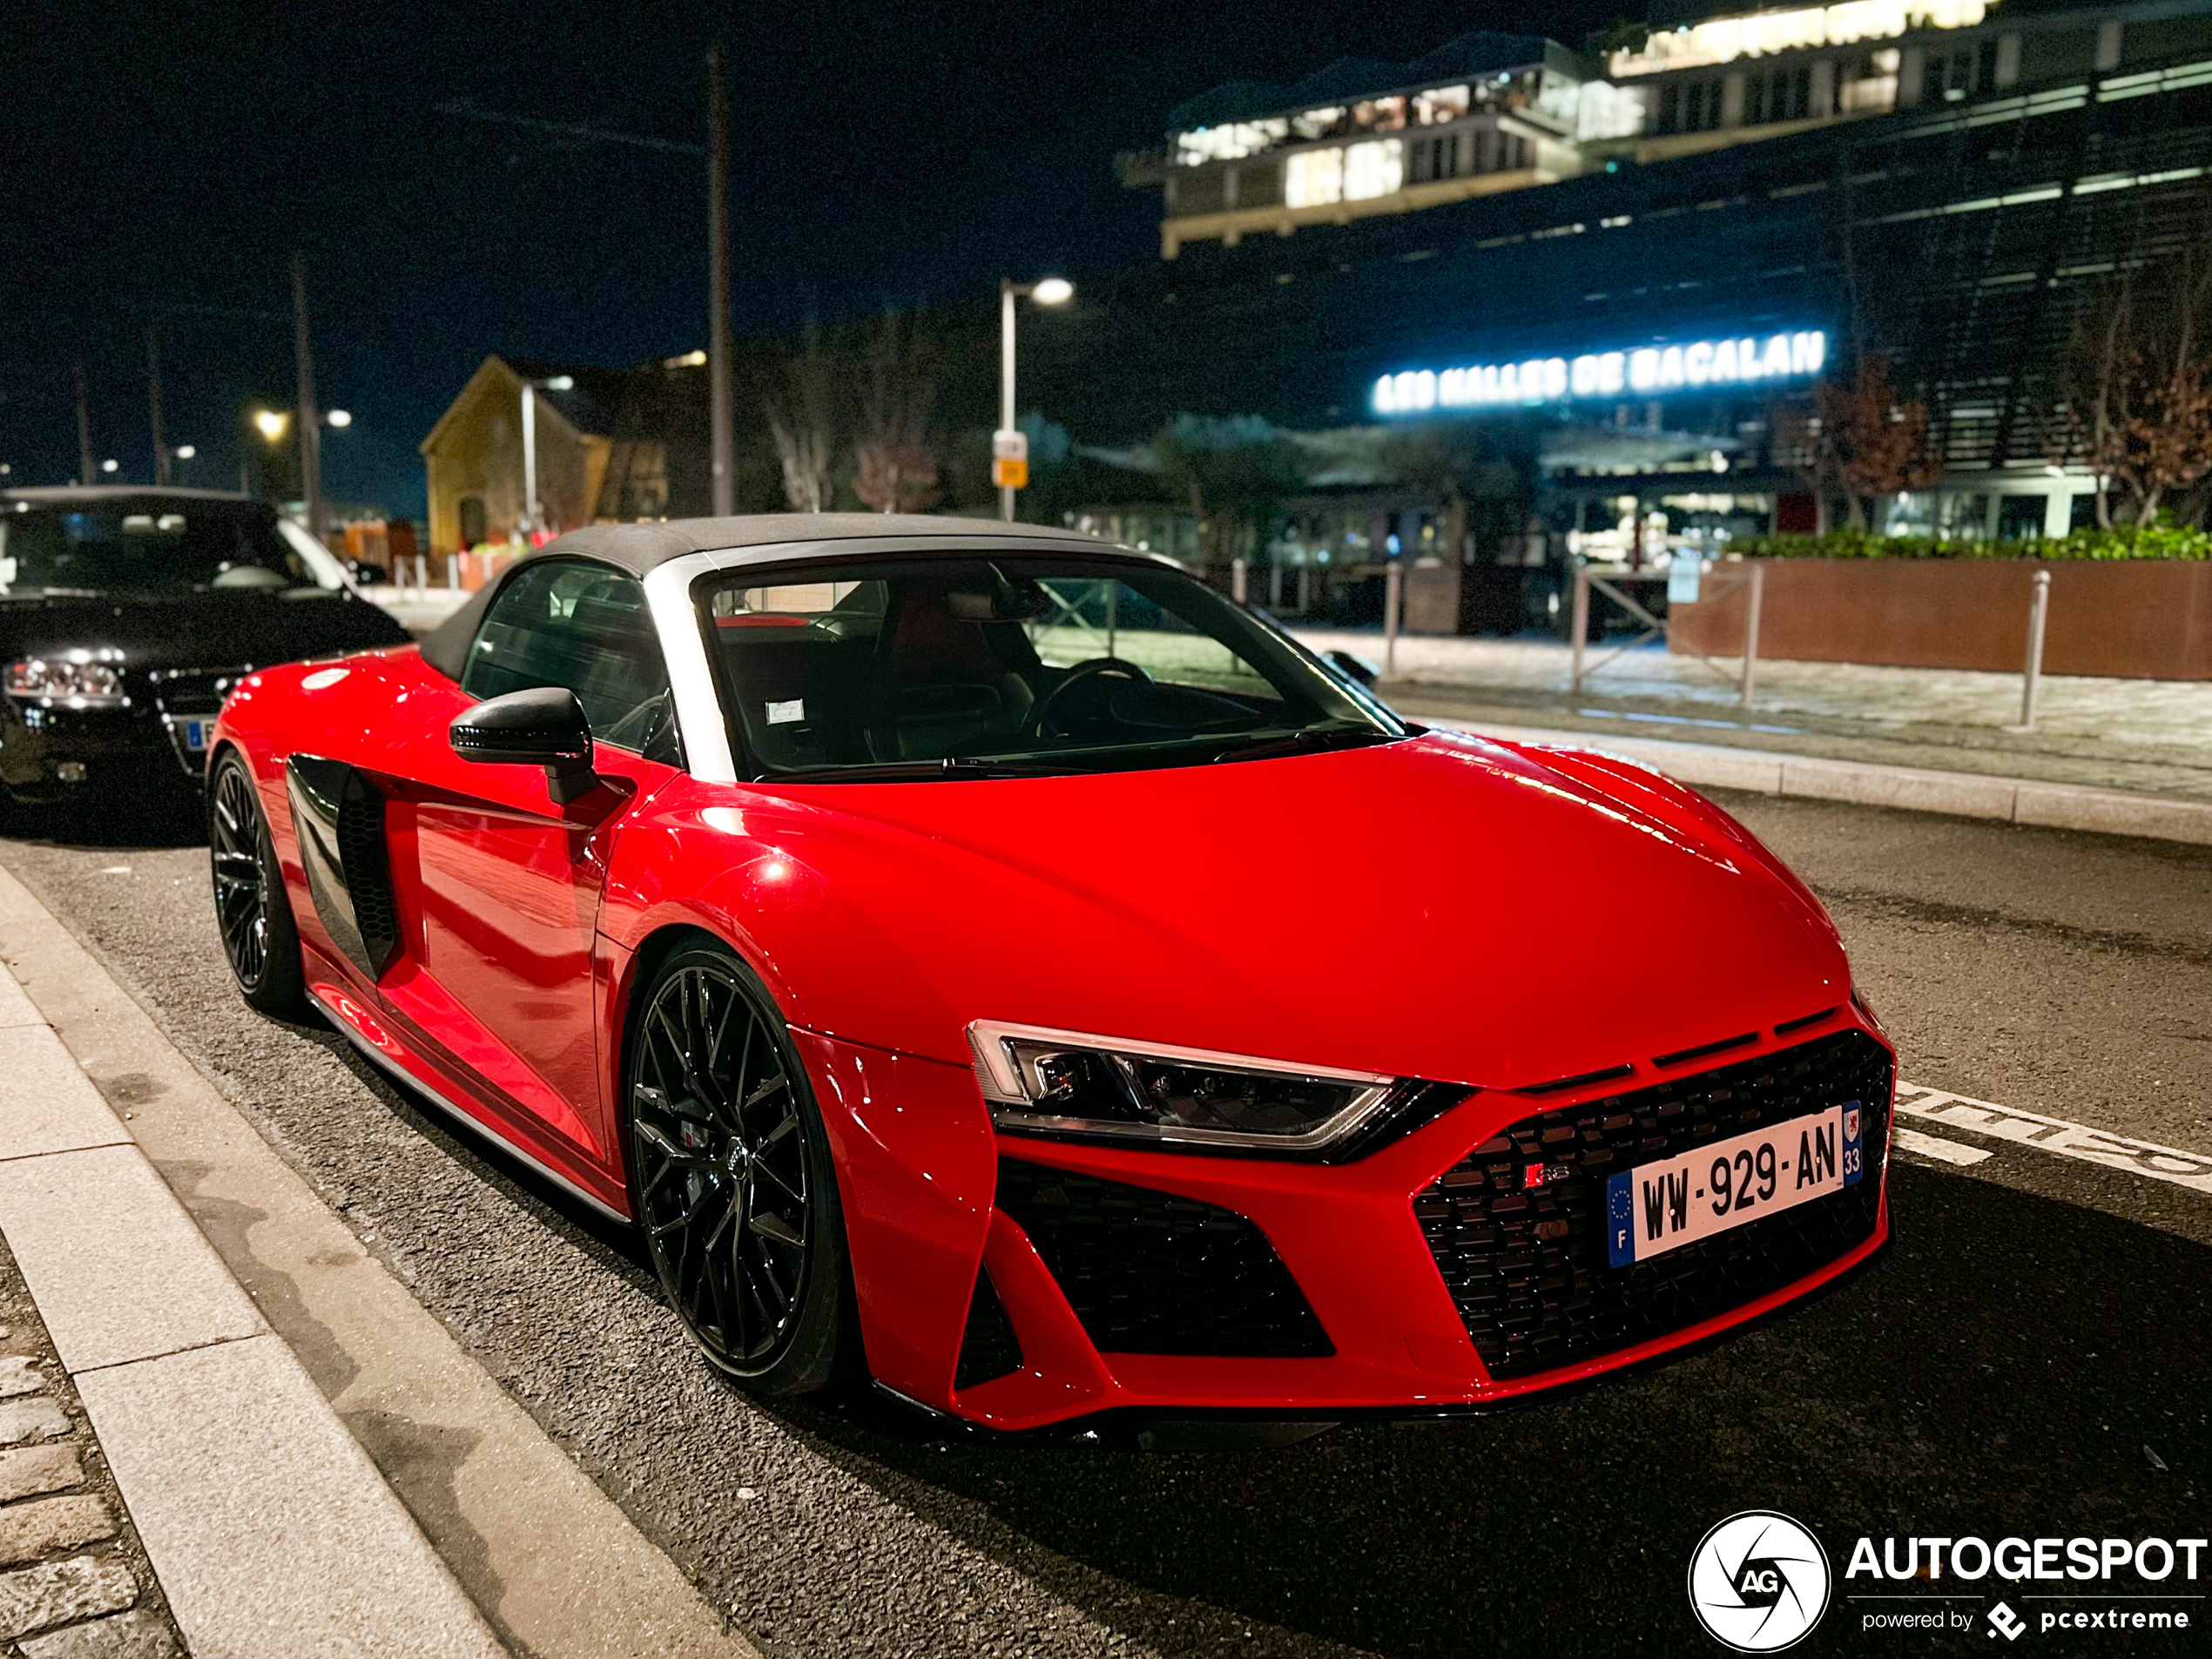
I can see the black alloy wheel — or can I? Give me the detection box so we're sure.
[208,752,306,1016]
[625,945,853,1393]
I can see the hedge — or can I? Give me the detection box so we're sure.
[1729,527,2212,561]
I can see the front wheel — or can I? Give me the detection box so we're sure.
[624,945,854,1394]
[208,751,307,1017]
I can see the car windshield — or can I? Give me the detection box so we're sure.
[701,553,1404,779]
[0,503,347,596]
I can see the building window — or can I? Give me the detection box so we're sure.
[1923,43,1984,101]
[1657,83,1681,132]
[1412,132,1465,183]
[1744,64,1813,124]
[458,496,487,550]
[1285,146,1344,207]
[1342,138,1404,200]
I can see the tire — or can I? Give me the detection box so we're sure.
[208,750,307,1018]
[624,944,855,1394]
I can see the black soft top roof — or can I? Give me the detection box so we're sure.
[518,512,1111,578]
[417,512,1141,680]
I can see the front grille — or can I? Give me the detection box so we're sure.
[995,1158,1332,1358]
[1417,1030,1891,1379]
[149,667,249,776]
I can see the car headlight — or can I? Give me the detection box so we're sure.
[6,658,124,705]
[968,1020,1406,1153]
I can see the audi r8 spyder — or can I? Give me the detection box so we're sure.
[205,514,1892,1433]
[0,488,410,806]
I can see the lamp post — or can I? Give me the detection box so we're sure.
[518,376,570,546]
[996,276,1073,522]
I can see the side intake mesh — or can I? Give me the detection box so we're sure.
[954,1267,1023,1391]
[995,1159,1332,1358]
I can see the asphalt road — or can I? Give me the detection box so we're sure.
[0,786,2206,1659]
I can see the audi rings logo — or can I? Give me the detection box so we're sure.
[1689,1512,1832,1652]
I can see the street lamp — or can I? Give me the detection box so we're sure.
[997,276,1074,522]
[253,409,290,442]
[325,408,353,428]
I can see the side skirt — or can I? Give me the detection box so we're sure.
[313,987,631,1226]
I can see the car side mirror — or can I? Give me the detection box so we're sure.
[449,686,598,803]
[1324,649,1380,687]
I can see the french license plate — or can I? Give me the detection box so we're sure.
[1605,1103,1864,1267]
[183,719,211,753]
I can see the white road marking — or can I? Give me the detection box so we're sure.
[1894,1127,1993,1167]
[1895,1080,2212,1196]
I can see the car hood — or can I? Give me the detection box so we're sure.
[0,589,409,674]
[727,732,1850,1090]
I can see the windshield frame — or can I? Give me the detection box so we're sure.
[688,544,1407,785]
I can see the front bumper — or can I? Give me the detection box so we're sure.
[1,668,242,799]
[808,1014,1894,1433]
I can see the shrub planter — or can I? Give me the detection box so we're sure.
[1668,558,2212,680]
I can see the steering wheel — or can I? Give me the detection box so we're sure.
[1029,657,1153,738]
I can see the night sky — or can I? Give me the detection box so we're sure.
[4,0,1622,516]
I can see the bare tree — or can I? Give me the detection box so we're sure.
[853,311,942,514]
[2052,253,2212,527]
[1770,353,1939,530]
[762,323,836,513]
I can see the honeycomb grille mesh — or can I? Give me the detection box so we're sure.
[996,1158,1332,1358]
[1416,1030,1891,1379]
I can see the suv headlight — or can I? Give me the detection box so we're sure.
[6,658,124,705]
[968,1020,1404,1153]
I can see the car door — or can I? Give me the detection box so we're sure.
[375,558,682,1165]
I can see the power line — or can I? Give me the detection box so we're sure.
[432,99,705,157]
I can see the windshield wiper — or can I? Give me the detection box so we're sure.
[764,755,1087,783]
[1206,726,1401,765]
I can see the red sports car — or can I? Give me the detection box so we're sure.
[207,515,1892,1433]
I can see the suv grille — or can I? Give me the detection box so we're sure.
[1416,1029,1891,1379]
[995,1158,1332,1358]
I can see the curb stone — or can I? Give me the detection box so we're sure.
[1432,718,2212,846]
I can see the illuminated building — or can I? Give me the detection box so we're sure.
[1071,0,2212,608]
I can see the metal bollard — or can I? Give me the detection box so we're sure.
[1231,557,1248,604]
[2020,567,2051,730]
[1385,562,1403,681]
[1569,563,1590,692]
[1741,560,1765,709]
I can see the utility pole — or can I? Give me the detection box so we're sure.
[292,252,323,538]
[706,44,735,518]
[147,327,169,486]
[73,365,94,486]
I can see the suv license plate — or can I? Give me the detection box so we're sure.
[1606,1102,1864,1267]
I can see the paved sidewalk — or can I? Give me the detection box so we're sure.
[0,869,762,1659]
[0,1222,182,1659]
[1293,628,2212,804]
[0,948,504,1658]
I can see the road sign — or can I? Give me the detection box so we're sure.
[991,456,1029,489]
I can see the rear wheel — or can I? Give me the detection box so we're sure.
[209,751,307,1017]
[624,945,853,1394]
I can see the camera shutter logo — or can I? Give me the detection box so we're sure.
[1688,1512,1831,1652]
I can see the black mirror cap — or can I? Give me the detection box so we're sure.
[1324,648,1381,687]
[449,686,597,801]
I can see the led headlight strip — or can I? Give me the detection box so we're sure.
[968,1019,1401,1154]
